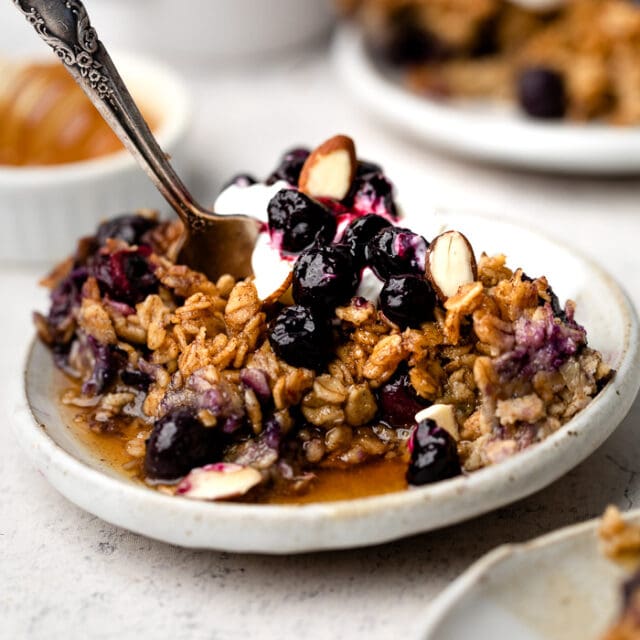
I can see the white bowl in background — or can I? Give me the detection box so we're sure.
[89,0,335,62]
[0,52,190,264]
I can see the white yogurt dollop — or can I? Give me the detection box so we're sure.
[214,180,289,223]
[356,267,384,303]
[214,180,387,305]
[215,180,294,301]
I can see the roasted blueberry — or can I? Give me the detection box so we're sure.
[220,173,257,190]
[95,214,158,247]
[82,337,128,396]
[266,147,310,185]
[347,171,397,218]
[355,160,382,177]
[366,226,428,279]
[91,247,158,306]
[340,214,393,269]
[120,368,153,391]
[379,275,436,329]
[517,67,566,119]
[45,266,88,345]
[267,189,336,254]
[292,244,359,310]
[144,408,220,481]
[377,370,427,428]
[383,6,449,65]
[406,418,461,486]
[268,305,332,370]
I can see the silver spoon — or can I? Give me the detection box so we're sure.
[13,0,260,280]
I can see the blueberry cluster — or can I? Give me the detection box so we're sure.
[240,145,436,373]
[268,210,437,371]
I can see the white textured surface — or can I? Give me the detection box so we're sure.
[2,7,640,639]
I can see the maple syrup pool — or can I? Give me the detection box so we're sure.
[54,369,409,505]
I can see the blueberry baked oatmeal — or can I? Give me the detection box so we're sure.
[342,0,640,124]
[34,135,613,503]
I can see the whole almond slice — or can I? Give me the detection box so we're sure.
[176,463,262,501]
[415,404,459,441]
[425,230,477,301]
[298,134,357,200]
[251,233,295,305]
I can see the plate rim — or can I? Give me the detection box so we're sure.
[333,27,640,174]
[14,210,640,553]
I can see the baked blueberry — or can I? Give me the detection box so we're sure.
[220,173,257,190]
[365,226,428,279]
[266,147,310,186]
[355,160,382,177]
[340,214,393,269]
[379,275,436,328]
[406,418,461,486]
[144,408,220,481]
[95,214,158,247]
[267,189,336,254]
[82,337,127,396]
[91,247,158,306]
[292,244,359,310]
[377,370,427,428]
[347,170,398,218]
[517,67,566,119]
[268,305,332,370]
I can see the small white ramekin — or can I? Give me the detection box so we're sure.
[0,52,190,264]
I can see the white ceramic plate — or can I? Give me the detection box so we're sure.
[333,28,640,174]
[419,508,640,639]
[15,210,640,553]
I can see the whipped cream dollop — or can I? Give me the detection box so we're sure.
[214,180,387,304]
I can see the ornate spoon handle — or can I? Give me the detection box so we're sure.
[13,0,199,224]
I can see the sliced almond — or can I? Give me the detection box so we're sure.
[176,463,262,501]
[415,404,459,441]
[259,271,293,307]
[298,134,357,200]
[251,232,295,304]
[425,230,477,301]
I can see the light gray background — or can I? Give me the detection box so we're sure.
[1,4,639,638]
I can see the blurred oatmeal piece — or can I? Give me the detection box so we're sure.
[347,0,640,124]
[599,506,640,640]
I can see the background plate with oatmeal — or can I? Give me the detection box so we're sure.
[333,28,640,175]
[418,508,640,640]
[15,210,640,553]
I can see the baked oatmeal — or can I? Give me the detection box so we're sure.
[34,134,612,502]
[342,0,640,124]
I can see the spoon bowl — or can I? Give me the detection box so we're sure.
[13,0,260,280]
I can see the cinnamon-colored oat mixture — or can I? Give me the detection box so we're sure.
[34,211,611,500]
[345,0,640,124]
